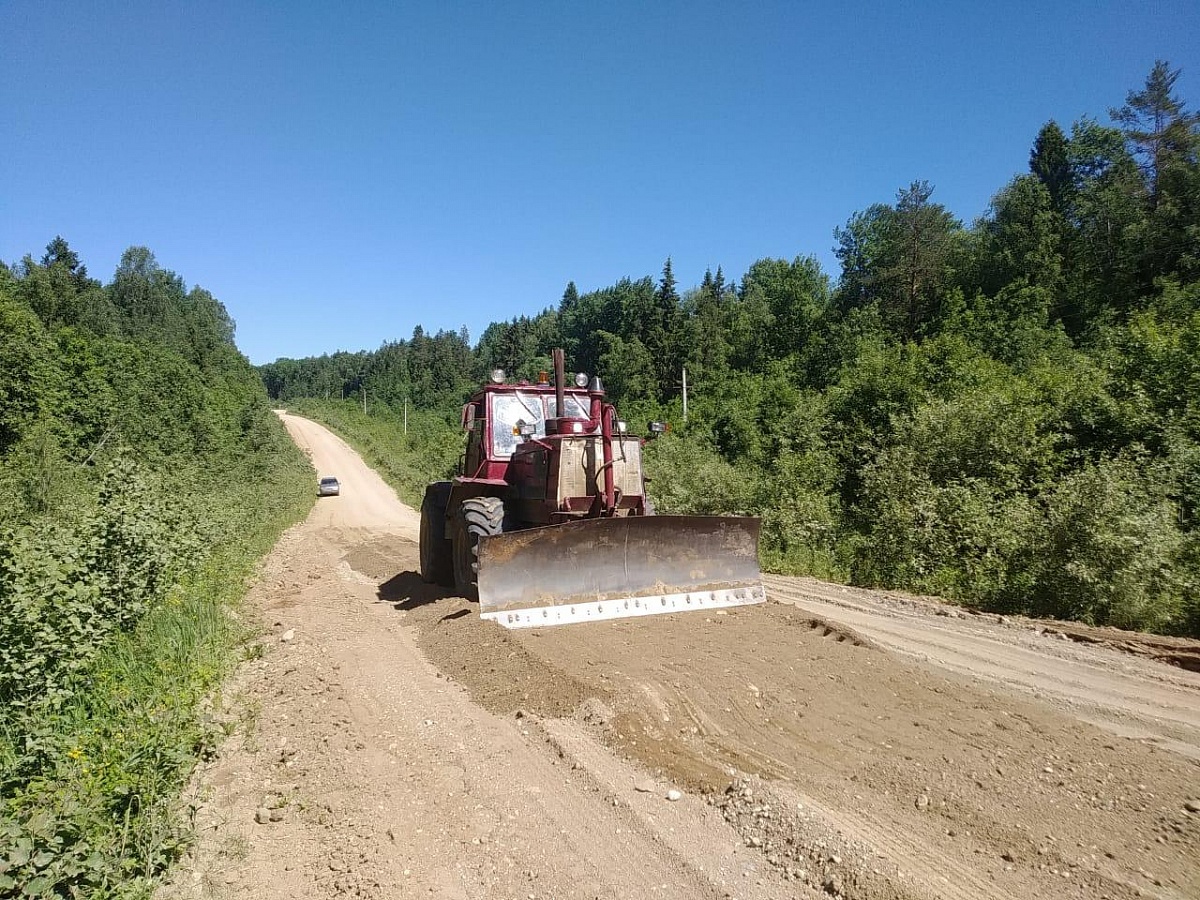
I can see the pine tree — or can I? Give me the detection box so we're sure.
[657,259,679,311]
[1030,121,1072,211]
[41,235,90,289]
[650,259,681,400]
[561,281,579,312]
[1111,60,1200,200]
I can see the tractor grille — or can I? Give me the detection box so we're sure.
[556,436,644,502]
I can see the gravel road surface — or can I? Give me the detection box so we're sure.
[162,413,1200,900]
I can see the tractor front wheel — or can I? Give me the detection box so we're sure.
[452,496,505,602]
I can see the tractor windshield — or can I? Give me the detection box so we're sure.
[491,393,546,457]
[547,394,591,418]
[490,391,597,457]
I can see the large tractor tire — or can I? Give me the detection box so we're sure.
[419,483,453,587]
[452,495,505,602]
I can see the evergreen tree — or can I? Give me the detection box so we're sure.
[1030,121,1072,211]
[561,281,579,311]
[41,235,90,291]
[713,266,726,298]
[649,259,681,398]
[657,258,678,310]
[1111,60,1200,200]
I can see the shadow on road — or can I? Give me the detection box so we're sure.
[377,571,450,610]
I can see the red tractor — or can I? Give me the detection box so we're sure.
[419,349,763,628]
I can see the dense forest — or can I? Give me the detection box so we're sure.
[263,62,1200,637]
[0,242,312,896]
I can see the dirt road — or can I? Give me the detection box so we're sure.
[164,414,1200,900]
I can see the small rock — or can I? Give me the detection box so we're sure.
[822,873,843,895]
[280,629,295,643]
[1184,800,1200,814]
[254,807,271,824]
[1001,850,1016,863]
[575,697,614,726]
[746,835,762,848]
[915,794,930,811]
[634,779,656,793]
[667,789,683,802]
[269,809,284,822]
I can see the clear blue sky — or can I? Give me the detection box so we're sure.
[3,1,1197,364]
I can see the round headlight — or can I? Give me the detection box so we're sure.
[574,372,589,388]
[490,369,505,384]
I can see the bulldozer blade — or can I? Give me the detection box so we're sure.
[476,515,765,628]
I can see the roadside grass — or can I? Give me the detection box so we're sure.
[0,439,313,898]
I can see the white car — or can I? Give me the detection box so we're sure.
[318,476,340,497]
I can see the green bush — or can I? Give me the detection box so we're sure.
[643,430,759,516]
[0,460,186,714]
[0,437,312,899]
[1032,455,1187,631]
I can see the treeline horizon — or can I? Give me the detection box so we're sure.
[262,62,1200,637]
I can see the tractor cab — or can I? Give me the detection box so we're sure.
[461,380,596,481]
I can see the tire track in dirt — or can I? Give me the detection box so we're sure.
[764,576,1200,762]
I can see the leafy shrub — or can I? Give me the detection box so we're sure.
[854,445,1039,609]
[0,440,312,899]
[642,431,759,516]
[0,459,188,714]
[1032,455,1186,631]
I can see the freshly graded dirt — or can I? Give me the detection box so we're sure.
[161,414,1200,900]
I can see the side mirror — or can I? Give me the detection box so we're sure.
[462,403,476,431]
